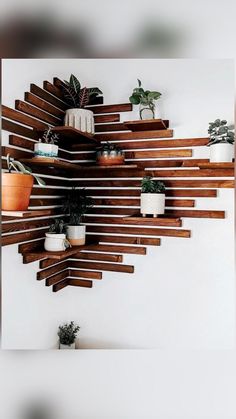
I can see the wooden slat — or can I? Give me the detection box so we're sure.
[86,188,217,198]
[125,149,193,159]
[90,198,195,207]
[109,138,209,149]
[53,279,69,292]
[94,123,128,133]
[46,270,69,286]
[2,218,57,234]
[124,119,169,131]
[29,197,63,206]
[28,244,95,261]
[25,92,65,118]
[30,83,67,110]
[68,269,102,279]
[86,225,191,238]
[83,244,146,255]
[74,252,123,262]
[95,129,173,141]
[2,105,47,130]
[150,169,234,178]
[136,159,210,168]
[86,103,133,114]
[89,235,161,246]
[37,261,69,280]
[43,81,67,103]
[21,158,82,173]
[70,261,134,273]
[74,179,234,188]
[67,278,93,288]
[2,145,33,159]
[94,114,120,123]
[165,210,225,219]
[84,215,182,227]
[2,209,55,219]
[2,119,37,139]
[19,239,44,254]
[15,100,60,126]
[197,162,235,169]
[2,228,48,246]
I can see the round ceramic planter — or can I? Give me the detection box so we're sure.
[209,143,234,162]
[96,154,125,166]
[34,142,58,158]
[2,173,34,211]
[64,108,94,134]
[59,342,76,349]
[66,225,86,246]
[44,233,67,252]
[140,193,165,217]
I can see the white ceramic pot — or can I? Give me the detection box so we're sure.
[140,193,165,217]
[34,142,58,158]
[64,108,94,133]
[44,233,67,252]
[59,342,76,349]
[66,225,86,246]
[209,143,234,162]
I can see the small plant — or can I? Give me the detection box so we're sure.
[141,176,165,193]
[49,219,67,234]
[6,154,45,186]
[58,321,80,346]
[62,74,103,108]
[96,142,124,156]
[63,188,93,225]
[40,126,59,144]
[129,79,162,118]
[207,119,235,146]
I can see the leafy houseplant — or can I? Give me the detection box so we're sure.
[2,154,45,211]
[34,126,59,158]
[63,188,94,246]
[58,321,80,349]
[96,142,125,166]
[61,74,103,134]
[207,119,234,162]
[44,219,71,252]
[140,176,166,217]
[129,79,162,120]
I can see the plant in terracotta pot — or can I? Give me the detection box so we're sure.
[44,219,71,252]
[63,188,93,246]
[34,126,59,158]
[207,119,234,162]
[58,321,80,349]
[61,74,103,134]
[129,79,162,120]
[96,142,125,166]
[2,154,45,211]
[140,176,165,217]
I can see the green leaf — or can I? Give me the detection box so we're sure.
[88,87,103,96]
[137,79,142,87]
[129,94,140,105]
[69,74,81,94]
[148,91,162,100]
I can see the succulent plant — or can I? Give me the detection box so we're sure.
[141,176,165,193]
[96,142,124,156]
[48,219,67,234]
[62,74,103,108]
[207,119,234,146]
[40,126,59,144]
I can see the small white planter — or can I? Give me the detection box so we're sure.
[209,143,234,162]
[44,233,67,252]
[140,193,165,217]
[66,225,86,246]
[34,142,58,158]
[64,108,94,134]
[59,342,76,349]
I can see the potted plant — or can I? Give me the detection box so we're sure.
[58,321,80,349]
[140,176,165,217]
[63,188,93,246]
[44,219,71,252]
[96,142,125,166]
[2,154,45,211]
[34,126,59,158]
[207,119,234,162]
[129,79,162,120]
[61,74,103,134]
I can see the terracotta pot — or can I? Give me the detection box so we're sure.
[2,173,34,211]
[97,154,125,166]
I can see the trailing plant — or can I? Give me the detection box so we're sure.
[6,154,45,186]
[39,126,59,144]
[49,219,67,234]
[58,321,80,345]
[129,79,162,117]
[207,119,235,146]
[63,188,93,225]
[96,142,124,156]
[62,74,103,108]
[141,176,165,193]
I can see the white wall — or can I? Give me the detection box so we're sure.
[1,59,235,350]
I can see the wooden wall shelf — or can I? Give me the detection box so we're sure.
[21,157,82,172]
[124,119,169,131]
[197,162,234,169]
[2,209,53,218]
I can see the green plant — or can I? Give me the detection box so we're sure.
[49,219,67,234]
[58,321,80,345]
[96,142,124,156]
[129,79,162,118]
[63,188,93,225]
[40,126,59,144]
[6,154,45,186]
[62,74,103,108]
[207,119,234,146]
[141,176,165,193]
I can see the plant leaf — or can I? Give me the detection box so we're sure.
[79,87,89,108]
[88,87,103,96]
[69,74,81,94]
[62,85,78,107]
[129,94,140,105]
[137,79,142,87]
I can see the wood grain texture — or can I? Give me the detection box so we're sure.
[86,225,191,238]
[2,118,37,139]
[95,129,173,141]
[83,244,147,255]
[74,179,234,188]
[46,270,69,286]
[68,269,102,279]
[84,215,182,227]
[37,261,69,280]
[70,261,134,273]
[2,228,48,246]
[86,103,133,114]
[30,83,67,110]
[15,100,60,125]
[165,210,225,219]
[67,278,93,288]
[85,188,217,198]
[90,198,195,207]
[25,92,65,118]
[107,138,209,149]
[2,105,48,130]
[88,235,161,246]
[74,252,123,262]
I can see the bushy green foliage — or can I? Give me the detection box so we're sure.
[129,79,161,117]
[58,321,80,345]
[62,74,103,108]
[6,154,45,187]
[63,188,93,225]
[207,119,234,146]
[141,176,165,193]
[49,219,67,234]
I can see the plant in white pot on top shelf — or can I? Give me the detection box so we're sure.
[207,119,234,162]
[44,219,71,252]
[140,176,165,218]
[61,74,103,134]
[129,79,162,120]
[34,126,59,159]
[58,321,80,349]
[63,188,93,246]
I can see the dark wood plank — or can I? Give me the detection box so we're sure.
[2,105,47,130]
[86,188,217,198]
[95,129,174,141]
[108,138,209,150]
[67,278,93,288]
[88,235,161,246]
[165,210,225,219]
[150,169,234,178]
[84,215,182,227]
[37,261,69,280]
[94,114,120,123]
[2,119,37,139]
[74,252,123,262]
[71,149,192,161]
[21,157,82,172]
[43,81,67,102]
[25,92,65,118]
[68,269,102,279]
[2,228,48,246]
[15,100,60,126]
[30,83,68,110]
[74,179,234,188]
[53,279,69,292]
[124,119,169,131]
[27,244,95,261]
[197,162,235,169]
[94,123,128,133]
[86,103,133,114]
[90,198,195,207]
[84,244,146,255]
[86,225,190,238]
[46,270,69,286]
[70,261,134,273]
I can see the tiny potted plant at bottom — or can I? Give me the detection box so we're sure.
[140,176,165,217]
[207,119,234,162]
[34,126,59,159]
[2,154,45,211]
[58,321,80,349]
[96,142,125,166]
[44,219,71,252]
[63,188,93,246]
